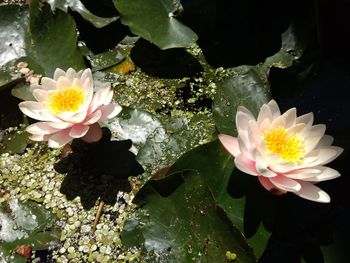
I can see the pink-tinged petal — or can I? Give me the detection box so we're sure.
[218,134,240,157]
[236,110,255,133]
[84,110,102,125]
[267,100,281,118]
[56,76,71,89]
[58,111,87,123]
[53,68,66,81]
[32,89,49,103]
[46,122,73,129]
[89,84,112,113]
[238,136,253,160]
[48,130,72,148]
[293,181,330,203]
[99,104,122,122]
[302,167,340,182]
[26,122,59,135]
[296,112,314,126]
[40,77,56,91]
[304,146,343,167]
[281,108,296,128]
[257,104,272,127]
[316,135,334,147]
[69,124,89,138]
[81,123,102,143]
[29,134,51,142]
[19,101,59,122]
[234,154,259,176]
[269,174,301,192]
[255,151,277,177]
[66,68,78,80]
[81,68,92,84]
[258,176,276,191]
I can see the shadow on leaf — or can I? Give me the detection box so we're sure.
[54,128,144,210]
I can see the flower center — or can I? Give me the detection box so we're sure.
[48,86,85,114]
[263,127,305,163]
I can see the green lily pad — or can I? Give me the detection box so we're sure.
[113,0,198,49]
[0,199,58,257]
[168,140,272,257]
[110,108,214,173]
[27,0,86,77]
[42,0,118,28]
[121,171,257,263]
[212,66,270,136]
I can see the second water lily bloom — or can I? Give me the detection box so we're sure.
[219,100,343,203]
[19,68,122,148]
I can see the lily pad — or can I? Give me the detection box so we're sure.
[121,171,257,263]
[212,66,270,136]
[43,0,118,28]
[113,0,198,49]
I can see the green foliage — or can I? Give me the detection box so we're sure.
[122,171,256,263]
[113,0,198,49]
[42,0,118,28]
[0,199,59,260]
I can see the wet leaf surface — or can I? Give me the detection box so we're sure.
[122,171,257,263]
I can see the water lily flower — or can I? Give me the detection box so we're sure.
[19,68,122,148]
[219,100,343,203]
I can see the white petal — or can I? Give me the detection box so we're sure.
[296,112,314,126]
[271,115,286,129]
[293,181,330,203]
[26,122,59,135]
[284,167,323,180]
[316,135,334,147]
[269,161,298,174]
[66,68,78,80]
[40,77,56,91]
[81,68,92,84]
[29,134,51,142]
[56,76,71,89]
[99,104,122,122]
[269,175,301,192]
[236,106,256,133]
[19,101,59,122]
[257,104,272,127]
[267,100,281,118]
[255,151,277,177]
[32,89,49,103]
[58,111,87,123]
[84,110,102,125]
[89,84,112,113]
[238,136,253,160]
[72,78,83,88]
[287,123,307,135]
[218,134,240,157]
[69,124,89,138]
[234,154,259,176]
[48,130,72,148]
[46,122,73,129]
[53,68,66,81]
[302,167,340,182]
[282,108,296,128]
[303,146,343,167]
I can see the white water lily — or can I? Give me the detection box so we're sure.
[219,100,343,203]
[19,68,122,148]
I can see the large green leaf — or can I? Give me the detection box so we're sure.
[113,0,198,49]
[0,199,59,257]
[168,140,272,257]
[110,108,214,173]
[212,66,270,136]
[27,0,86,76]
[43,0,118,28]
[122,171,257,263]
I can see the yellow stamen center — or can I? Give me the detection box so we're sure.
[48,86,85,114]
[263,126,305,163]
